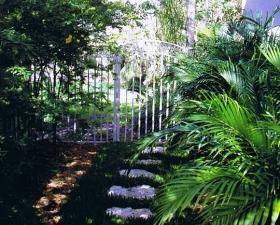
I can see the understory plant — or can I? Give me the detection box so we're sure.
[154,94,280,225]
[138,15,280,225]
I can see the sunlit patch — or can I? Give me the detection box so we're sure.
[53,215,62,224]
[33,145,96,224]
[65,161,78,168]
[81,160,91,166]
[47,178,69,189]
[75,170,85,176]
[65,176,77,183]
[88,151,97,156]
[44,208,59,215]
[34,197,49,209]
[52,194,67,205]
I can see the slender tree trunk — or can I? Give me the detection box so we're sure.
[205,0,212,22]
[87,69,90,98]
[185,0,196,51]
[52,62,57,145]
[53,62,57,94]
[33,67,37,92]
[67,64,70,101]
[57,72,63,100]
[35,64,44,98]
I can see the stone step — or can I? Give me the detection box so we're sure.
[136,159,162,165]
[106,207,153,220]
[142,146,166,154]
[124,159,162,166]
[119,169,155,179]
[108,185,155,200]
[157,139,167,145]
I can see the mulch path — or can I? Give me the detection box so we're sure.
[33,144,97,225]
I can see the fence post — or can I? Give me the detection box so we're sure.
[113,55,122,142]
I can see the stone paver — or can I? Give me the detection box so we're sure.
[142,146,166,154]
[108,185,155,200]
[136,159,162,165]
[106,146,166,222]
[124,159,162,165]
[106,207,153,219]
[119,169,155,179]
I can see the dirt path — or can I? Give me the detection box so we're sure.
[33,144,96,225]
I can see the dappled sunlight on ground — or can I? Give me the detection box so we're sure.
[33,145,97,225]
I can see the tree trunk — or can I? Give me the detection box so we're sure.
[52,121,57,145]
[205,0,212,22]
[52,62,57,146]
[186,0,196,51]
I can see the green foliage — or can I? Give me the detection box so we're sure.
[169,16,280,114]
[154,95,280,225]
[6,66,32,81]
[261,46,280,72]
[135,15,280,225]
[198,0,242,22]
[0,0,131,147]
[158,0,186,45]
[158,0,242,45]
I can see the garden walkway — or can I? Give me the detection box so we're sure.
[106,146,166,222]
[29,143,167,225]
[33,144,96,225]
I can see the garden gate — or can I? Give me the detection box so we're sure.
[63,40,185,143]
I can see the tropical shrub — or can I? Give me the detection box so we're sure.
[154,94,280,225]
[137,15,280,225]
[0,0,132,147]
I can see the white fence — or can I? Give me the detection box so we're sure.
[56,41,185,143]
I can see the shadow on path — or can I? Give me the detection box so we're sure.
[33,144,96,225]
[58,143,151,225]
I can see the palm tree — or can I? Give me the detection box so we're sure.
[154,94,280,225]
[134,16,280,225]
[169,15,280,115]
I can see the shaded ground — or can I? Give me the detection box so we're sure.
[0,142,198,225]
[0,141,154,225]
[58,142,160,225]
[57,143,198,225]
[0,142,96,225]
[33,144,96,225]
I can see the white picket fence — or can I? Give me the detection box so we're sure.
[59,41,186,143]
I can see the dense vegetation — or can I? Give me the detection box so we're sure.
[0,0,131,153]
[158,0,241,45]
[141,12,280,225]
[1,1,280,225]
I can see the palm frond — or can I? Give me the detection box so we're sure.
[154,165,280,225]
[261,46,280,72]
[189,94,268,153]
[218,61,256,110]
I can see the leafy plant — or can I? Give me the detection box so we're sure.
[154,95,280,225]
[134,14,280,225]
[0,0,132,147]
